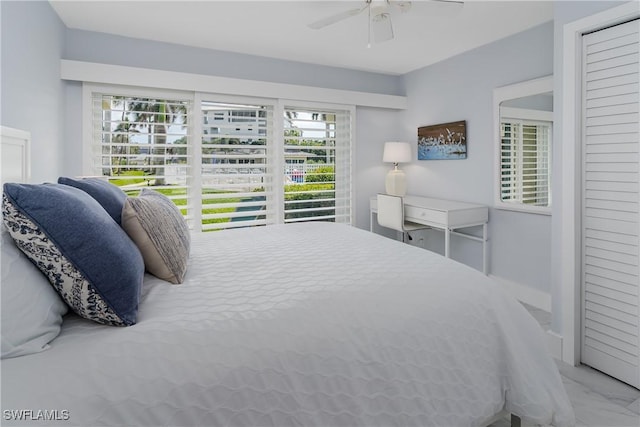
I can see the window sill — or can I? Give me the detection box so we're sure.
[494,203,551,216]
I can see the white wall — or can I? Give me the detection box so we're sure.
[0,1,66,182]
[400,22,554,286]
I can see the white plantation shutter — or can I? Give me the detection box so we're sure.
[283,106,352,223]
[91,88,354,231]
[581,18,639,389]
[199,101,275,231]
[500,119,551,207]
[91,93,194,223]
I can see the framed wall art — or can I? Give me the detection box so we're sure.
[417,120,467,160]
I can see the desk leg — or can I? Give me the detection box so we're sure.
[482,223,488,275]
[370,210,374,233]
[445,228,451,258]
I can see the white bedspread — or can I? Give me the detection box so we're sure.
[1,222,574,426]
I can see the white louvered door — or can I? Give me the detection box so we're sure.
[581,18,640,389]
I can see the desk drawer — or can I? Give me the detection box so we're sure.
[405,205,447,225]
[450,207,488,226]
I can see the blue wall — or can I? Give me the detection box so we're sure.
[400,22,554,286]
[64,29,404,96]
[1,1,66,182]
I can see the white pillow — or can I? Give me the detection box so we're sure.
[1,223,68,358]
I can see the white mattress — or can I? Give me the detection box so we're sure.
[1,222,575,426]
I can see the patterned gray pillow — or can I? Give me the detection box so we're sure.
[121,189,191,284]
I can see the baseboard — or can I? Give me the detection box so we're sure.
[488,274,551,312]
[489,274,563,360]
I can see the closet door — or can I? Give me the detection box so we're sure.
[582,18,639,389]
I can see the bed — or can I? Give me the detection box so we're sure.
[0,130,575,427]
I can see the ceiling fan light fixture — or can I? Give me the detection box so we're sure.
[309,0,451,47]
[372,12,394,43]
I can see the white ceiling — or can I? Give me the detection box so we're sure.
[50,0,553,75]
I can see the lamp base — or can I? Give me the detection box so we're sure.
[385,169,407,196]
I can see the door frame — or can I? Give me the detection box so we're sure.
[560,2,640,366]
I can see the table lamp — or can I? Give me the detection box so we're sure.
[383,141,411,196]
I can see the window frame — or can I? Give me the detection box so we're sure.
[499,111,553,208]
[194,93,278,232]
[82,83,355,231]
[282,101,354,225]
[81,84,195,177]
[493,75,553,215]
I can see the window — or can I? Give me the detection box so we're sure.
[91,92,193,221]
[199,100,275,230]
[500,118,552,207]
[283,106,352,223]
[89,86,353,230]
[493,76,553,214]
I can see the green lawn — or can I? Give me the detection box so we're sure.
[118,184,241,225]
[110,172,335,226]
[109,170,147,186]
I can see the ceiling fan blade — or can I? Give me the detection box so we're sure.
[308,5,368,30]
[372,12,394,43]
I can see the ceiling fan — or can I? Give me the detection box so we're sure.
[308,0,463,47]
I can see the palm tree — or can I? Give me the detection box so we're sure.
[111,119,138,176]
[128,98,187,186]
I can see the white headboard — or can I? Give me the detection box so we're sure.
[1,126,31,184]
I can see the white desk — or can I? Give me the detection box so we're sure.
[370,195,489,274]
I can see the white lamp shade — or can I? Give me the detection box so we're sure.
[383,142,411,163]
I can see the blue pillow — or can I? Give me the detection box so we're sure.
[2,183,144,326]
[58,177,127,225]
